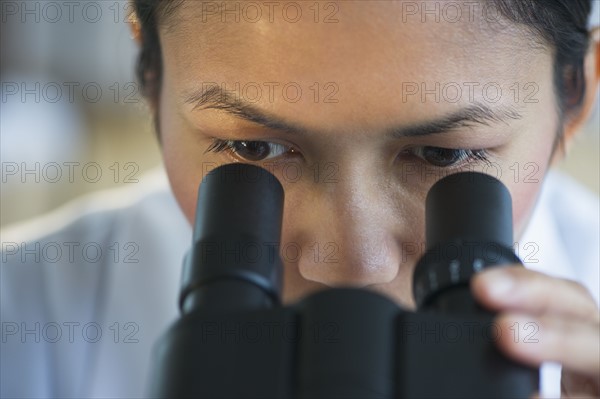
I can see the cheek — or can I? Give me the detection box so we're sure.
[511,172,547,240]
[507,133,556,240]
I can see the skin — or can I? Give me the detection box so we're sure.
[133,1,600,396]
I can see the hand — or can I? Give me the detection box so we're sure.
[471,266,600,398]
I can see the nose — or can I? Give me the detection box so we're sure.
[290,170,402,288]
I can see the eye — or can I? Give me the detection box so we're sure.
[409,146,490,167]
[205,139,298,162]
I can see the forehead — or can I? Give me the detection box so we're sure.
[159,1,552,130]
[161,1,544,66]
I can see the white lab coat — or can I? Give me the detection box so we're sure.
[1,166,598,398]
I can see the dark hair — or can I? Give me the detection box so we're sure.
[133,0,593,135]
[132,0,182,111]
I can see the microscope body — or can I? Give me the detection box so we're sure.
[149,290,537,398]
[148,164,539,398]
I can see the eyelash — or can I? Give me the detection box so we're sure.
[205,139,298,162]
[406,146,492,168]
[205,138,492,168]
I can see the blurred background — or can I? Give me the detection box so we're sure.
[1,0,162,228]
[1,0,598,228]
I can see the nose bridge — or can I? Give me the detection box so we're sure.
[295,164,401,288]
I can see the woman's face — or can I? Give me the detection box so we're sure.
[157,1,558,307]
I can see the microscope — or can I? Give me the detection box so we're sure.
[148,163,539,398]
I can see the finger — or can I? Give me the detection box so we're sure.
[471,267,600,322]
[495,312,600,380]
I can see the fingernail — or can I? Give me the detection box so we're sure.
[480,269,515,299]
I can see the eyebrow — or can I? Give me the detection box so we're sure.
[183,85,522,137]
